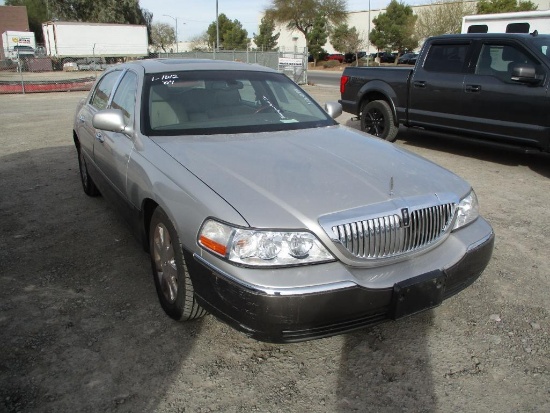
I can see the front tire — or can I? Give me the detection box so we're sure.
[149,207,206,321]
[360,100,398,142]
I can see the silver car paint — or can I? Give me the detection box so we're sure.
[75,60,491,295]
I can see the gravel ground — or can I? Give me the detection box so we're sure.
[0,86,549,413]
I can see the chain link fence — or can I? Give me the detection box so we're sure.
[0,49,309,94]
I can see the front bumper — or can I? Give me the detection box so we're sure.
[188,227,494,343]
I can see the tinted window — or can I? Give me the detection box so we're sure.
[143,71,334,136]
[90,71,122,110]
[475,44,538,82]
[111,71,138,123]
[423,44,469,73]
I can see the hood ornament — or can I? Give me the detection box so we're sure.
[389,176,394,197]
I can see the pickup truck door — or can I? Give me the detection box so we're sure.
[408,42,471,130]
[461,40,548,147]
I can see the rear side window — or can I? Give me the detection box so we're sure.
[423,44,469,73]
[90,71,122,110]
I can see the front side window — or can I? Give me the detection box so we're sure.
[475,44,539,82]
[423,44,469,73]
[143,70,335,135]
[90,71,122,110]
[111,71,138,123]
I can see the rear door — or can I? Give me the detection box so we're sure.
[408,40,473,131]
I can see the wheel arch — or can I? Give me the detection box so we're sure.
[141,198,159,253]
[358,83,399,127]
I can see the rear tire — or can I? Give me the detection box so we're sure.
[149,207,206,321]
[77,146,100,197]
[360,100,398,142]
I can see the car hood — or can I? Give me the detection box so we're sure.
[153,125,469,229]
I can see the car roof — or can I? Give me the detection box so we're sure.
[429,33,550,41]
[126,58,279,74]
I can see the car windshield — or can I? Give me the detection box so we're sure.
[142,70,335,136]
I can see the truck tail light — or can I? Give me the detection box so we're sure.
[340,75,350,94]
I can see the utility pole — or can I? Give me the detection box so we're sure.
[163,14,178,53]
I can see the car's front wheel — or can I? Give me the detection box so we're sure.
[149,207,206,321]
[360,100,398,142]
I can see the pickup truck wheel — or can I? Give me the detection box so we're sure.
[361,100,398,142]
[150,207,206,321]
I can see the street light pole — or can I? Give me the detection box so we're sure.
[163,14,178,53]
[216,0,220,52]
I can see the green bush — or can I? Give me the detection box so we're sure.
[322,60,341,68]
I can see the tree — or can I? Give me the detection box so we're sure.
[150,22,176,53]
[267,0,347,50]
[253,14,280,51]
[330,24,365,65]
[189,32,210,51]
[207,13,248,50]
[307,15,329,65]
[5,0,48,43]
[415,0,476,39]
[370,0,418,60]
[476,0,538,14]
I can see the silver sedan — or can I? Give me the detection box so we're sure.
[73,59,494,343]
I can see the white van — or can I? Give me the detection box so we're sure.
[462,10,550,34]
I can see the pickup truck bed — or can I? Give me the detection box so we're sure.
[340,33,550,153]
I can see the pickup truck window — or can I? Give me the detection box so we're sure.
[423,44,469,73]
[475,44,535,82]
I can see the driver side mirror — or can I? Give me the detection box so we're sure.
[511,64,541,85]
[325,101,342,119]
[92,109,133,135]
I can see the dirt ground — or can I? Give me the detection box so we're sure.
[0,87,549,413]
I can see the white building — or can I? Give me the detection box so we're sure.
[273,0,550,54]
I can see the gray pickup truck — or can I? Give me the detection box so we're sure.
[340,32,550,153]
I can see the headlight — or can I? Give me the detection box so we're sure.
[453,190,479,230]
[198,219,334,267]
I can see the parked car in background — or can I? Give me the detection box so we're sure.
[73,58,494,343]
[371,52,397,63]
[397,52,418,65]
[344,51,367,63]
[326,53,345,63]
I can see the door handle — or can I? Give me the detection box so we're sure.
[95,132,105,143]
[78,115,85,122]
[413,81,426,88]
[465,84,481,93]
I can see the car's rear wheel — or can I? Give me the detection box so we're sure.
[149,207,206,321]
[360,100,398,142]
[77,146,100,196]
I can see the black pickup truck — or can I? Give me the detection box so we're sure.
[339,33,550,153]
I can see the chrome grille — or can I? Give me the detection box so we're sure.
[332,203,456,259]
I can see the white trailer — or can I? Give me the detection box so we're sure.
[2,31,36,60]
[462,10,550,34]
[42,21,148,61]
